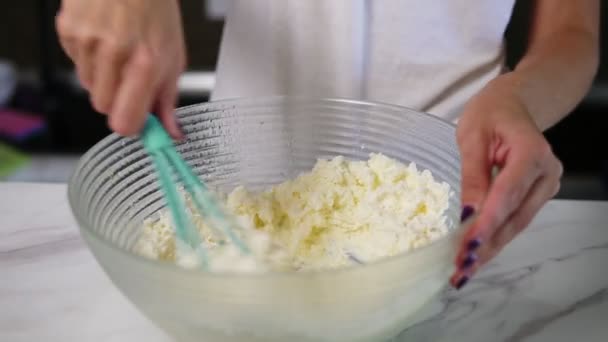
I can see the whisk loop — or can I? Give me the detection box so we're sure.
[141,115,250,268]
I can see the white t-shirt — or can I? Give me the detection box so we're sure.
[212,0,515,122]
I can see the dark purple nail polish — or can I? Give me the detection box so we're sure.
[456,275,469,290]
[467,238,482,251]
[461,253,478,269]
[461,205,475,223]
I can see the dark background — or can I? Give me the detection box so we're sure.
[1,0,607,198]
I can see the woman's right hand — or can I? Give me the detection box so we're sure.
[56,0,186,138]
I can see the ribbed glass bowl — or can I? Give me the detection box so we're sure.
[68,97,462,342]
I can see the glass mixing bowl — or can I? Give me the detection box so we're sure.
[68,97,463,342]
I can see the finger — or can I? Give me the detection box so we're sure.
[449,215,478,289]
[75,36,98,90]
[452,146,543,286]
[458,130,493,212]
[59,37,79,61]
[450,157,561,288]
[91,41,129,114]
[465,149,544,244]
[454,152,541,270]
[453,129,492,271]
[484,160,562,261]
[451,126,492,286]
[55,14,79,67]
[452,171,560,288]
[109,48,158,136]
[155,77,183,140]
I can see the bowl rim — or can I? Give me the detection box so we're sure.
[68,95,463,279]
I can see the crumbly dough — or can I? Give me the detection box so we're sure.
[135,153,451,272]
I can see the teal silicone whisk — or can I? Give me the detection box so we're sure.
[141,115,249,268]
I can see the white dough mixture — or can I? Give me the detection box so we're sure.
[135,153,452,272]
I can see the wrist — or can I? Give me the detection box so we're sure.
[479,72,537,118]
[460,72,545,132]
[469,73,528,112]
[485,72,526,100]
[486,71,570,131]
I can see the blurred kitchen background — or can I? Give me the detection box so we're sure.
[0,1,607,200]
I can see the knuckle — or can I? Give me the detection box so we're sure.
[65,31,96,47]
[109,116,138,136]
[55,14,73,37]
[523,139,554,173]
[461,174,489,201]
[535,139,555,161]
[100,38,128,58]
[133,50,154,72]
[92,96,110,114]
[552,180,561,197]
[462,177,488,196]
[79,32,97,45]
[496,181,525,210]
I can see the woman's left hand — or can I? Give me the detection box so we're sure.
[450,77,563,289]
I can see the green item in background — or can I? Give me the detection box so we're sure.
[0,142,29,179]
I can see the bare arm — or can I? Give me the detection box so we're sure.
[450,0,599,288]
[496,0,600,130]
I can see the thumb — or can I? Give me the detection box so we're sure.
[458,130,493,220]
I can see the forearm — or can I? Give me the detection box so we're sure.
[498,28,599,131]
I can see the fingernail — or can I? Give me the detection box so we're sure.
[460,205,475,223]
[461,253,478,269]
[467,238,482,251]
[455,275,469,290]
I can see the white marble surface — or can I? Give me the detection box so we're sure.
[3,155,79,183]
[1,182,608,342]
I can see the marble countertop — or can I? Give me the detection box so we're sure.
[1,182,608,342]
